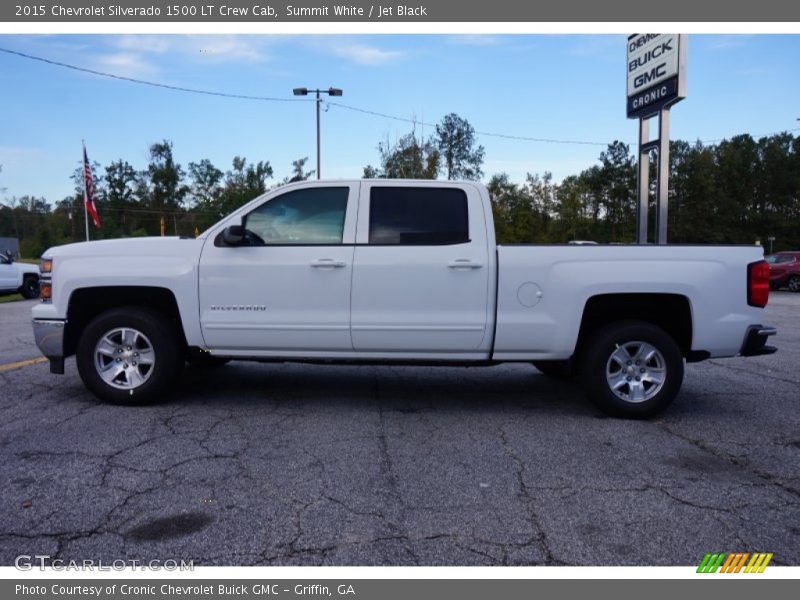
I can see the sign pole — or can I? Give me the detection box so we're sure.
[636,118,650,244]
[656,108,671,244]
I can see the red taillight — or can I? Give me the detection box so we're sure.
[748,261,770,308]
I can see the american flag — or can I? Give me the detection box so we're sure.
[83,143,101,228]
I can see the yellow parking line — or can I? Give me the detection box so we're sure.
[0,357,48,373]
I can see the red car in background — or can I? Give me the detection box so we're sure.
[766,251,800,292]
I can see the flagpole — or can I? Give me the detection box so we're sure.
[82,140,89,242]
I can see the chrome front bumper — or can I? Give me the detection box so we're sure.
[32,319,66,374]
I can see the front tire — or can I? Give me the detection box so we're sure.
[788,275,800,293]
[580,320,684,418]
[76,307,183,405]
[19,275,40,299]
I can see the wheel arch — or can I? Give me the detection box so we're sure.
[575,293,693,358]
[64,286,188,357]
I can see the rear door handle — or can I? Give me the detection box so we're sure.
[447,259,483,269]
[310,258,347,268]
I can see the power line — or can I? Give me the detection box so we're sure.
[2,46,798,149]
[0,46,613,146]
[327,102,610,146]
[328,102,800,146]
[0,47,308,104]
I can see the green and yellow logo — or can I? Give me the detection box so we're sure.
[697,552,773,573]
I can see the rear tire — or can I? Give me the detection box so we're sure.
[788,275,800,293]
[76,307,183,405]
[579,320,684,419]
[19,275,39,299]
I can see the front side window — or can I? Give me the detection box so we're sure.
[243,187,349,245]
[369,187,469,245]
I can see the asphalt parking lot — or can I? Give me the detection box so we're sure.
[0,294,798,566]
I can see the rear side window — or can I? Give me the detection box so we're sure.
[369,187,469,245]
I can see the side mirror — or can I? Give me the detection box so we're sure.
[222,225,245,246]
[4,251,13,264]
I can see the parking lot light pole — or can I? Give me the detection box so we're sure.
[293,87,343,179]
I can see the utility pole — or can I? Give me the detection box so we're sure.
[316,89,320,178]
[293,87,343,179]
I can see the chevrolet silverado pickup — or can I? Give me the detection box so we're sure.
[32,180,777,417]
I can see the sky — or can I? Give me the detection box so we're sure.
[0,33,799,204]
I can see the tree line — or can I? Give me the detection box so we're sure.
[1,113,798,258]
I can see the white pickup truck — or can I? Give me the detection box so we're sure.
[0,251,40,299]
[32,180,776,417]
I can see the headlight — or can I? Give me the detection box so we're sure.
[40,258,53,274]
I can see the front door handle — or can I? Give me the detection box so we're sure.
[447,259,483,269]
[310,258,347,268]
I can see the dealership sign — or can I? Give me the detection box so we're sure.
[627,33,687,119]
[627,33,687,245]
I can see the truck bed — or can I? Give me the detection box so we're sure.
[493,244,766,360]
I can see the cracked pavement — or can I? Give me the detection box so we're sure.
[0,294,798,566]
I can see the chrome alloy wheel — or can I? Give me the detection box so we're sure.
[605,341,666,403]
[93,327,155,390]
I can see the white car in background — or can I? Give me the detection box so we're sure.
[0,251,40,299]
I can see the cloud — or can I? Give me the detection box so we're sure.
[0,145,44,167]
[708,35,751,50]
[110,35,270,63]
[92,52,159,79]
[447,35,502,47]
[183,36,268,63]
[733,66,778,77]
[113,35,172,54]
[566,35,621,57]
[329,42,403,65]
